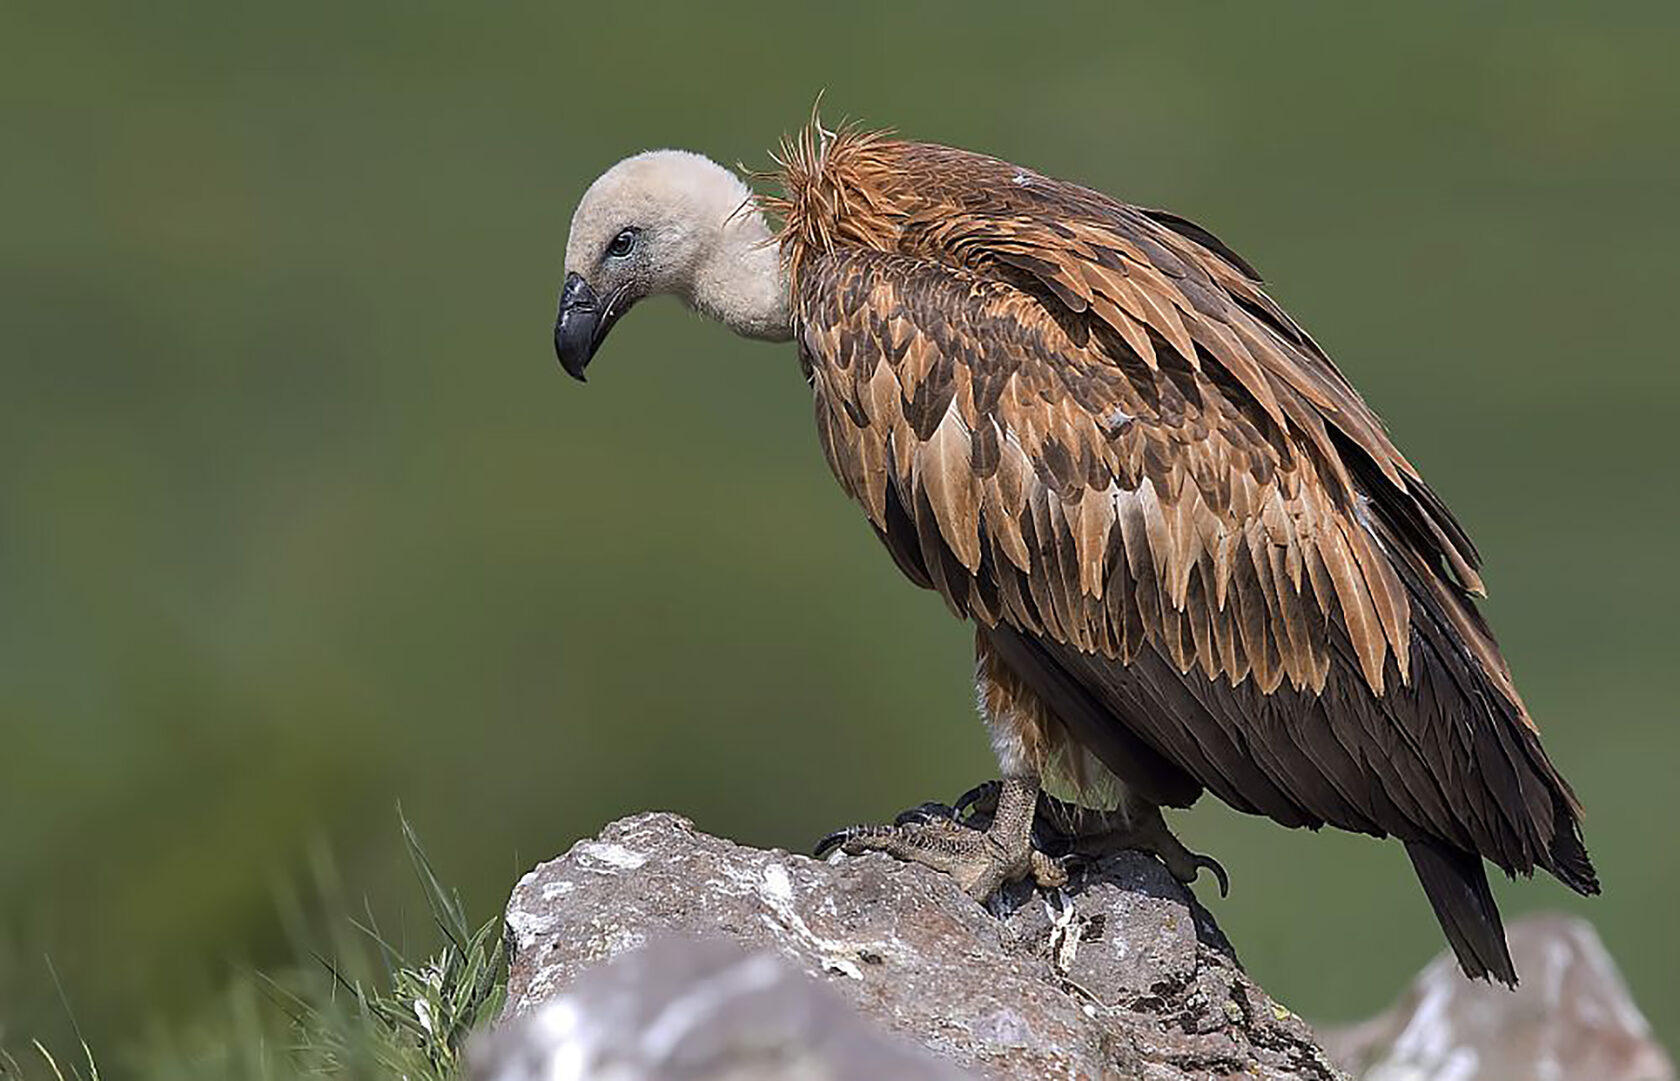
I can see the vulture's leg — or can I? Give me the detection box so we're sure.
[811,635,1068,901]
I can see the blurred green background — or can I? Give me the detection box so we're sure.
[3,0,1676,1068]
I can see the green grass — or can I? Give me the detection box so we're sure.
[2,817,505,1081]
[0,1043,101,1081]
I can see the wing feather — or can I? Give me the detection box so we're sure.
[916,405,983,573]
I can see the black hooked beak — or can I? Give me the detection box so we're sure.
[553,272,630,382]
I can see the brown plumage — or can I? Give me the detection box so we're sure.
[768,123,1597,983]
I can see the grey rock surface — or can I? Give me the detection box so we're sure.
[472,936,970,1081]
[493,812,1342,1080]
[1321,913,1674,1081]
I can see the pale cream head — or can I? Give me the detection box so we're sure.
[561,150,792,350]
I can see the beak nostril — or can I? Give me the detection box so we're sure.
[559,271,597,314]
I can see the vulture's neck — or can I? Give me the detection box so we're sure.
[690,207,793,343]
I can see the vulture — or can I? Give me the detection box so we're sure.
[552,120,1598,984]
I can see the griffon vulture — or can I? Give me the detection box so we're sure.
[551,121,1597,984]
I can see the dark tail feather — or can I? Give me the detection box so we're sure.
[1404,840,1517,986]
[1546,789,1601,896]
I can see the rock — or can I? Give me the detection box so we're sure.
[1321,913,1673,1081]
[470,936,970,1081]
[488,812,1343,1080]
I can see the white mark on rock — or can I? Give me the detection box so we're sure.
[575,841,647,872]
[1045,890,1081,976]
[709,854,773,898]
[821,956,864,980]
[504,902,555,951]
[762,863,794,906]
[751,860,901,979]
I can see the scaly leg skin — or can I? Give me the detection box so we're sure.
[814,775,1068,900]
[953,781,1230,897]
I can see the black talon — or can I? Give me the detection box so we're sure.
[952,780,1001,822]
[894,801,957,827]
[1198,853,1232,898]
[814,825,871,859]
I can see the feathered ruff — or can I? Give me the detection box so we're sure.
[758,119,898,285]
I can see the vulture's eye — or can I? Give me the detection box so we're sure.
[606,228,639,259]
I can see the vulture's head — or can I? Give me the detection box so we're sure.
[555,150,791,381]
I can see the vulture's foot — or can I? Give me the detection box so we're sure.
[1074,803,1230,897]
[814,777,1067,900]
[953,780,1230,897]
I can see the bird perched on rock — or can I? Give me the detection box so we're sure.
[552,119,1597,984]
